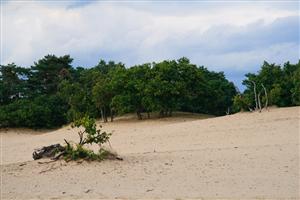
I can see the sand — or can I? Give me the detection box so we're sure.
[1,107,299,199]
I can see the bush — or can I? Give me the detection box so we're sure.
[232,94,251,112]
[64,116,114,161]
[0,95,68,128]
[71,116,111,146]
[64,144,114,161]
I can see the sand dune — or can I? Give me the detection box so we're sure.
[1,107,299,199]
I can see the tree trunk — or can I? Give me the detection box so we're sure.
[258,92,262,113]
[261,83,268,110]
[159,110,164,118]
[226,107,230,115]
[110,107,114,122]
[137,112,142,120]
[251,81,258,111]
[103,107,108,122]
[100,108,104,122]
[147,112,150,119]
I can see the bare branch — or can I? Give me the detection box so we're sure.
[64,139,70,147]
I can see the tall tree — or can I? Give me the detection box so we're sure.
[152,60,184,117]
[0,63,29,105]
[29,55,73,95]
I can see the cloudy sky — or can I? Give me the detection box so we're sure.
[1,0,299,90]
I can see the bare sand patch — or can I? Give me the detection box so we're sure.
[1,107,299,199]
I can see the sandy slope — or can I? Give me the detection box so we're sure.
[1,107,299,199]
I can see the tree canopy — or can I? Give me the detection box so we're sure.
[233,60,300,112]
[1,54,297,128]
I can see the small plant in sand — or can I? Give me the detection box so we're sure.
[71,116,111,147]
[63,116,116,161]
[33,116,121,161]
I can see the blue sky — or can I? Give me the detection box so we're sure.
[1,0,299,90]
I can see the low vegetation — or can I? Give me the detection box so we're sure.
[64,116,114,161]
[32,116,118,161]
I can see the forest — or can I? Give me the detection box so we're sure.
[0,55,299,128]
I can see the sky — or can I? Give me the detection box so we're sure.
[1,0,299,90]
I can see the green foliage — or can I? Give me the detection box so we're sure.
[92,75,114,122]
[64,144,113,161]
[0,54,239,128]
[233,94,251,112]
[5,54,298,129]
[0,63,30,105]
[64,116,113,161]
[29,55,73,95]
[71,116,111,146]
[58,80,95,122]
[291,67,300,105]
[113,64,153,119]
[0,95,67,128]
[199,68,237,115]
[242,60,300,109]
[151,60,182,116]
[269,84,282,106]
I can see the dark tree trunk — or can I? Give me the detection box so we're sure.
[103,107,108,122]
[100,108,104,122]
[110,107,114,122]
[159,110,164,118]
[147,112,150,119]
[137,111,142,120]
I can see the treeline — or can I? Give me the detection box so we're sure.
[1,55,298,129]
[0,55,237,128]
[233,61,300,111]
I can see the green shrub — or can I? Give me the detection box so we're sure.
[64,144,114,161]
[232,94,251,112]
[0,95,68,128]
[64,116,114,161]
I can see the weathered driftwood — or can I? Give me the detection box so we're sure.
[32,144,65,160]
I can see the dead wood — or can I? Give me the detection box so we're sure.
[261,83,268,110]
[33,144,65,160]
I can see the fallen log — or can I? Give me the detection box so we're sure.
[32,144,65,160]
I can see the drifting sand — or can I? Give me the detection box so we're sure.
[1,107,299,199]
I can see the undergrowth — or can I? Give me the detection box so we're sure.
[64,144,116,161]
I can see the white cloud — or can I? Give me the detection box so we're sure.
[1,0,299,73]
